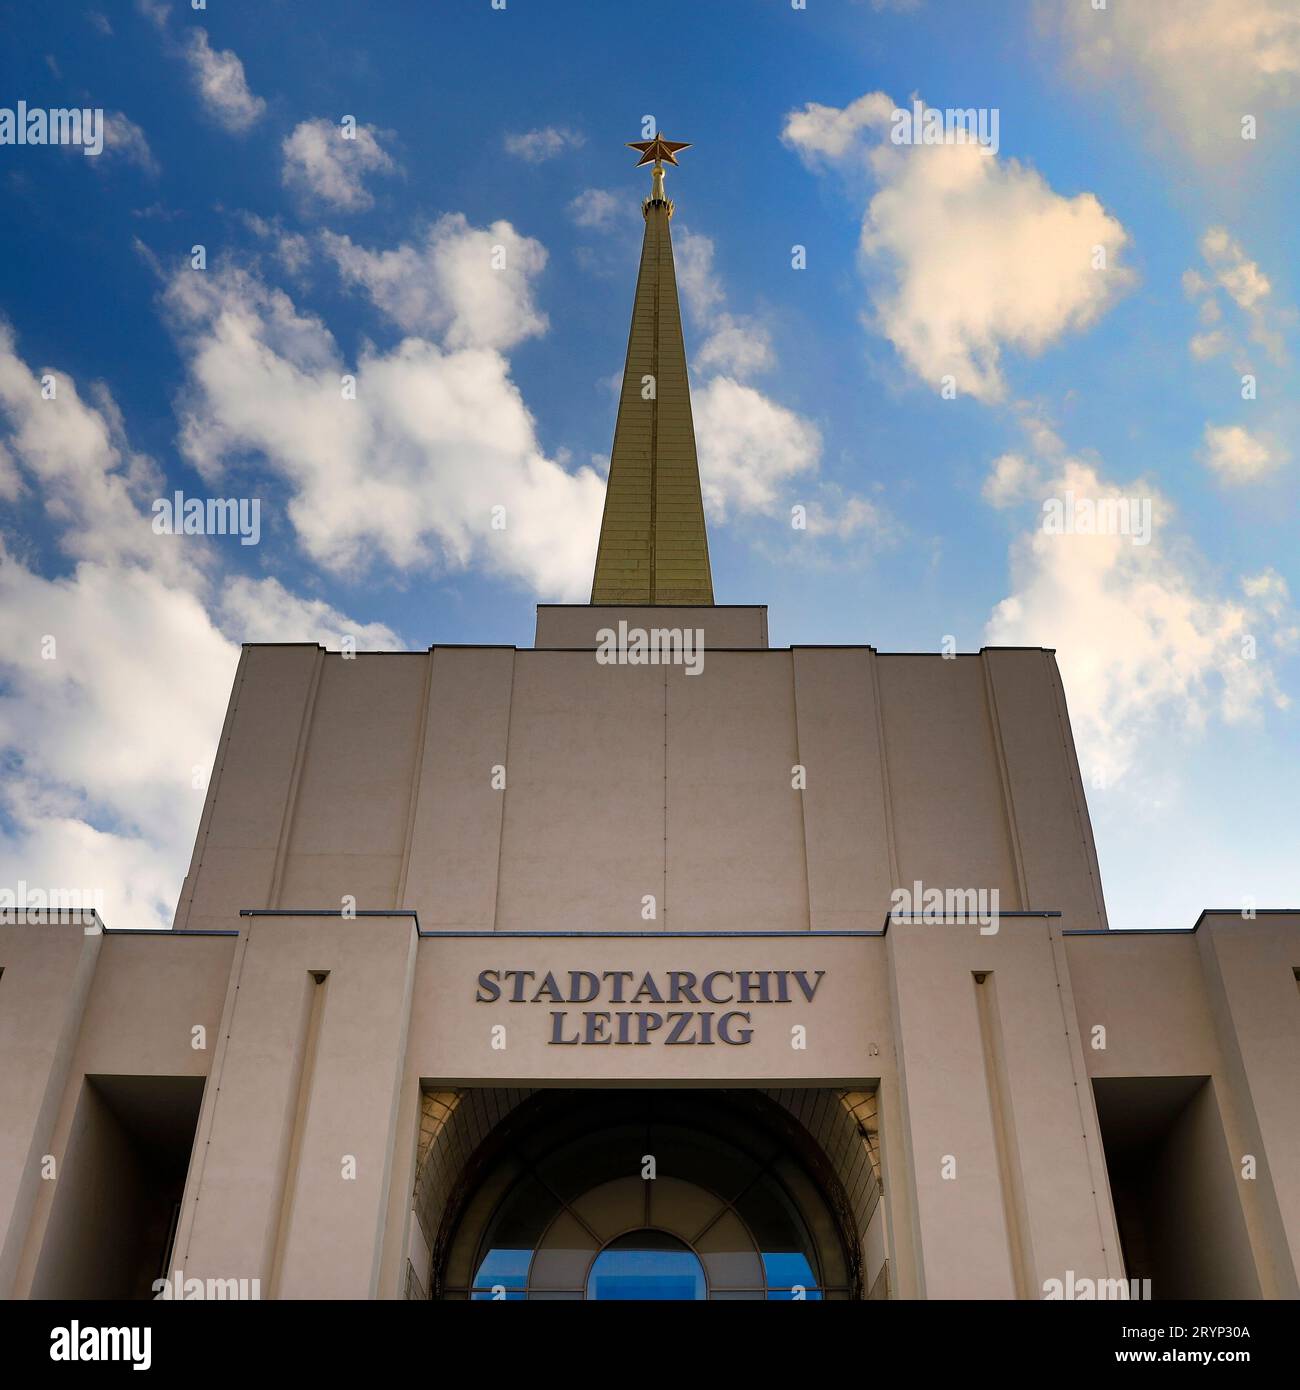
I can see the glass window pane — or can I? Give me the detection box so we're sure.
[534,1123,644,1201]
[570,1176,645,1242]
[648,1175,724,1240]
[479,1174,557,1251]
[696,1209,763,1288]
[763,1250,817,1289]
[587,1230,706,1301]
[530,1210,599,1289]
[472,1246,531,1290]
[445,1156,525,1289]
[735,1176,821,1285]
[649,1126,760,1205]
[773,1157,848,1288]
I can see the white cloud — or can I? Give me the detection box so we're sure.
[281,117,396,211]
[782,91,1134,401]
[670,228,884,543]
[136,0,169,30]
[567,188,625,231]
[780,92,896,163]
[982,451,1043,508]
[322,215,548,349]
[217,576,402,649]
[695,319,776,379]
[674,229,728,322]
[802,492,891,540]
[184,28,265,133]
[0,323,187,580]
[0,322,401,930]
[1183,226,1288,365]
[162,248,604,597]
[694,377,821,520]
[238,212,312,276]
[987,455,1289,787]
[1202,422,1284,483]
[88,11,113,36]
[1242,569,1300,648]
[504,126,584,163]
[0,439,22,500]
[100,111,159,175]
[1057,0,1300,158]
[1190,328,1229,361]
[674,228,774,379]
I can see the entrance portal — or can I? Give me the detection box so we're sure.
[429,1091,861,1299]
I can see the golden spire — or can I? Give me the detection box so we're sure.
[590,135,714,606]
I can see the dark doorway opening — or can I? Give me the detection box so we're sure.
[31,1074,205,1299]
[1094,1076,1260,1299]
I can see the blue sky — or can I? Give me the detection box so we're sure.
[0,0,1297,930]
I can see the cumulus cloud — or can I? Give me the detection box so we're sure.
[0,323,185,579]
[1242,569,1300,648]
[504,126,584,162]
[281,118,396,212]
[782,91,1134,401]
[322,215,548,348]
[1056,0,1300,158]
[136,0,169,29]
[217,575,402,648]
[986,453,1290,787]
[100,111,159,175]
[0,321,398,930]
[0,440,20,500]
[1183,226,1289,366]
[695,321,777,380]
[982,451,1043,508]
[801,491,891,540]
[694,377,821,520]
[669,227,886,543]
[1202,422,1285,483]
[780,92,897,163]
[239,212,311,276]
[162,239,604,596]
[674,228,774,379]
[0,326,234,929]
[184,28,265,133]
[567,188,625,231]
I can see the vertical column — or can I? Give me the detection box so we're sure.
[1197,916,1300,1296]
[176,916,417,1297]
[887,918,1120,1297]
[983,649,1108,928]
[0,921,102,1296]
[792,648,893,931]
[402,649,515,931]
[176,645,322,933]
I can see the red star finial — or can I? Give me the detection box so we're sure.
[626,135,692,167]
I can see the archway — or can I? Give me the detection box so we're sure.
[425,1090,865,1300]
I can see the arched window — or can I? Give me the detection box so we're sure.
[439,1095,853,1300]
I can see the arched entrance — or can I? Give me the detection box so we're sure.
[427,1091,864,1299]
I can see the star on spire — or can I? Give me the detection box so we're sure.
[626,134,692,167]
[628,134,691,209]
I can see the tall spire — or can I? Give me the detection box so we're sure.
[590,134,714,605]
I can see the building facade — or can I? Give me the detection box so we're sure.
[2,143,1298,1302]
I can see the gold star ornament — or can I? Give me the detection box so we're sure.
[627,135,691,167]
